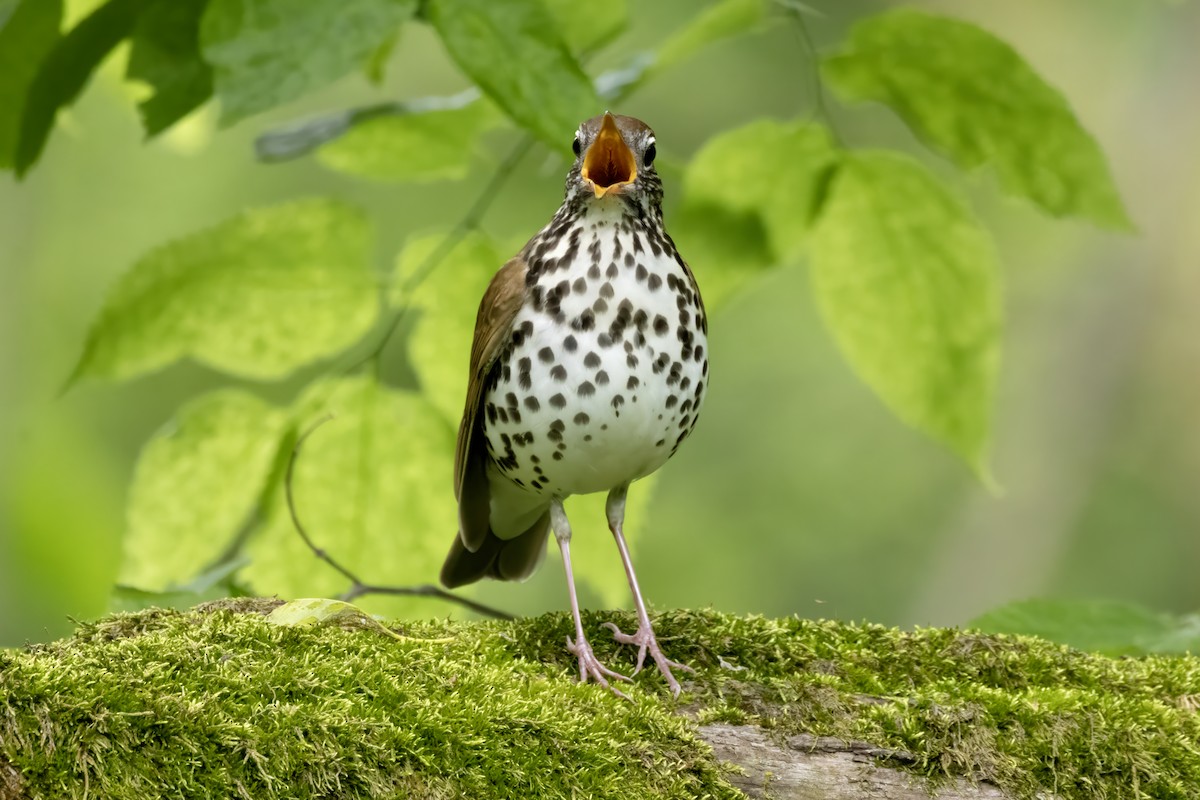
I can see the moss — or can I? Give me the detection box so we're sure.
[2,604,1199,799]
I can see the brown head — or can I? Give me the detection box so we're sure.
[564,112,662,213]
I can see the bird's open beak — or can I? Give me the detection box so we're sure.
[582,112,636,198]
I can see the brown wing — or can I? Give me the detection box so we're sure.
[453,254,529,551]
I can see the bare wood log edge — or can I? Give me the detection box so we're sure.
[698,724,1045,800]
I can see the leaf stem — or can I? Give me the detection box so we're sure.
[285,414,514,621]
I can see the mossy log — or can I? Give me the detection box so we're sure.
[2,599,1199,799]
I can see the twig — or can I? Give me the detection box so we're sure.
[343,132,536,376]
[784,2,844,146]
[285,414,514,621]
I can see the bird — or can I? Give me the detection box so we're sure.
[439,112,708,697]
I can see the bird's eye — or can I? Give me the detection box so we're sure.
[643,142,657,167]
[572,135,582,157]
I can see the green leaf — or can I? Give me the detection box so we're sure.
[395,231,505,423]
[683,119,837,261]
[823,9,1132,230]
[0,0,61,169]
[15,0,151,176]
[72,198,380,384]
[971,598,1200,657]
[316,101,498,182]
[121,390,290,591]
[200,0,418,125]
[543,0,627,55]
[244,377,457,618]
[808,152,1001,477]
[126,0,213,136]
[653,0,765,75]
[670,203,773,312]
[426,0,598,149]
[266,598,409,640]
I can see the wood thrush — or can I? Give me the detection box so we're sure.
[440,113,708,697]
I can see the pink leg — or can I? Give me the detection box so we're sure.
[550,499,631,698]
[601,484,694,698]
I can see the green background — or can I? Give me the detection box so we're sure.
[2,0,1198,645]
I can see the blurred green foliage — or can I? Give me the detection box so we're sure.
[1,0,1197,657]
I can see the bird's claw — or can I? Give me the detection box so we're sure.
[566,635,632,700]
[602,621,694,698]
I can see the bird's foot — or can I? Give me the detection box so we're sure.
[566,635,632,700]
[603,621,694,698]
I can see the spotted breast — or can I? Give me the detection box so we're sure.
[481,199,708,518]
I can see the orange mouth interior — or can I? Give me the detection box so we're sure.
[581,114,636,197]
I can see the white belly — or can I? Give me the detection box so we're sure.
[481,206,708,500]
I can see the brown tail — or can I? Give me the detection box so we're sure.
[439,511,551,589]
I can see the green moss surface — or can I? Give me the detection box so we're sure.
[2,600,1199,799]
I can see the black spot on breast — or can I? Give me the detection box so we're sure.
[564,335,577,351]
[635,263,648,281]
[597,333,613,348]
[606,263,619,279]
[653,353,670,374]
[680,377,692,391]
[632,234,644,254]
[587,263,601,280]
[574,412,590,425]
[623,253,634,268]
[653,315,669,336]
[509,408,522,424]
[592,297,609,314]
[588,239,603,265]
[524,396,540,412]
[486,403,498,423]
[626,354,638,368]
[667,274,680,292]
[633,309,648,330]
[553,451,564,460]
[680,399,693,414]
[502,365,511,382]
[647,274,662,291]
[596,370,609,386]
[505,392,517,407]
[627,376,639,390]
[550,365,567,381]
[655,439,665,447]
[550,393,566,409]
[577,310,595,331]
[612,394,625,409]
[694,345,704,362]
[578,381,595,397]
[497,408,509,423]
[665,395,678,409]
[547,428,563,443]
[573,277,587,293]
[584,352,601,368]
[599,282,615,299]
[584,434,593,442]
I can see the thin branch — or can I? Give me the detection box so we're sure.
[343,132,536,375]
[254,89,480,162]
[286,414,514,621]
[784,2,844,146]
